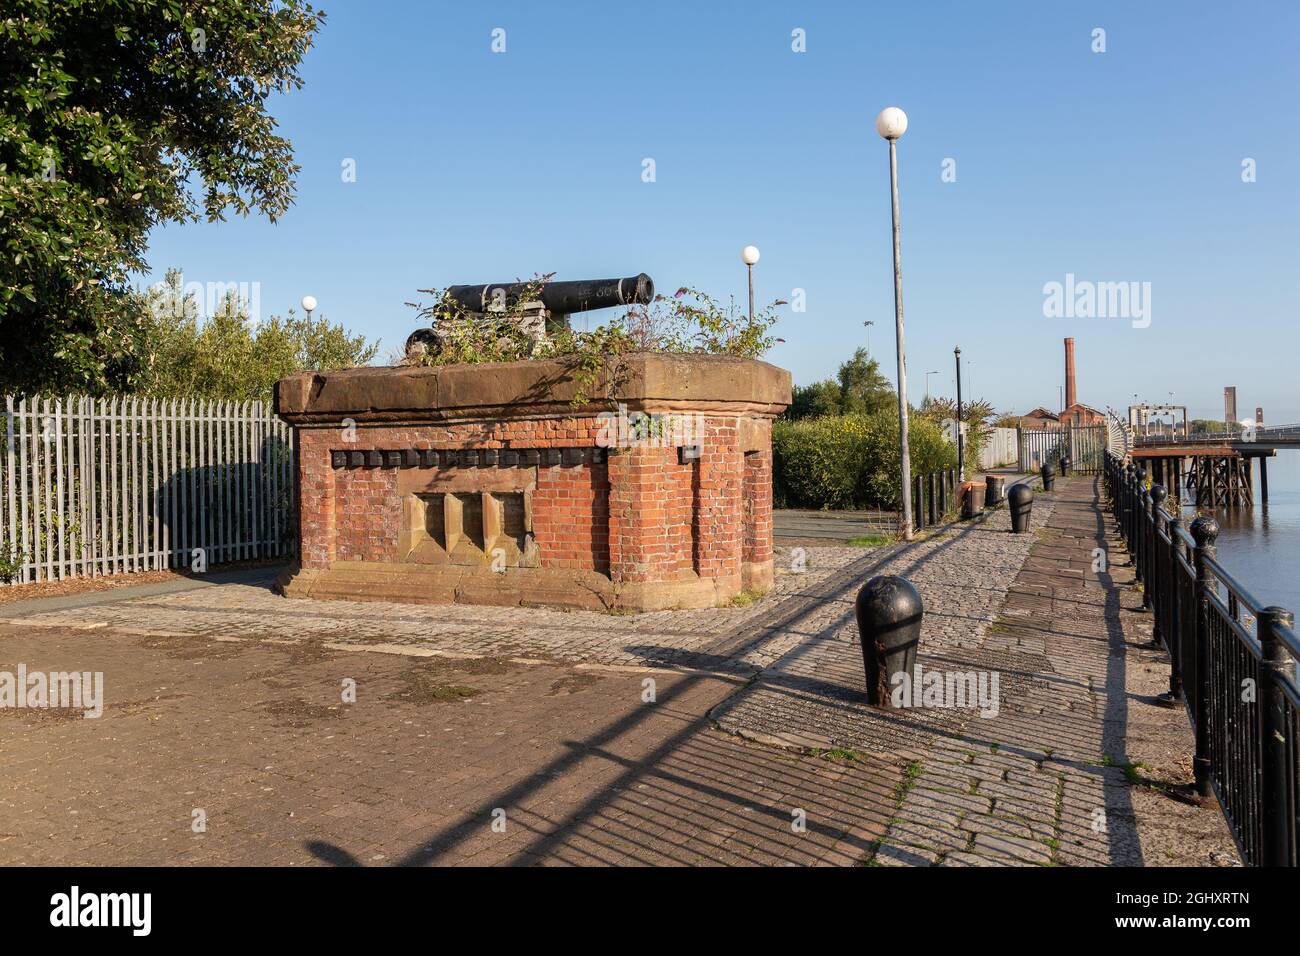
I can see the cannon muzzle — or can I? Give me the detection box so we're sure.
[445,273,654,316]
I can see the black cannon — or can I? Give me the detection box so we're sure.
[446,273,654,318]
[407,273,656,356]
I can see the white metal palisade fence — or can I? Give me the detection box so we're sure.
[0,395,295,584]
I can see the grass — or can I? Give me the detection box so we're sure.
[847,532,896,548]
[812,746,871,764]
[726,589,765,608]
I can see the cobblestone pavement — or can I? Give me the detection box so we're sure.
[0,547,875,672]
[0,547,900,865]
[716,477,1238,867]
[0,477,1236,866]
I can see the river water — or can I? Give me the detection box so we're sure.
[1178,449,1300,612]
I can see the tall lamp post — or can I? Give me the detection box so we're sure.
[954,346,964,481]
[301,294,317,321]
[877,106,912,539]
[741,245,760,323]
[864,320,874,354]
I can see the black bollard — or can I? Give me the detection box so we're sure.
[1040,460,1056,491]
[854,575,922,708]
[1060,456,1070,477]
[1009,482,1034,533]
[985,474,1005,507]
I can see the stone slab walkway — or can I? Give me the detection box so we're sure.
[0,475,1237,866]
[718,476,1238,866]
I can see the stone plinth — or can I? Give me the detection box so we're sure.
[274,353,791,611]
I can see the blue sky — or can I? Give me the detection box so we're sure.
[141,0,1300,422]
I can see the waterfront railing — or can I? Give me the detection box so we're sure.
[1106,451,1299,866]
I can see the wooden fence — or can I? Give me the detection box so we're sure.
[1,396,295,584]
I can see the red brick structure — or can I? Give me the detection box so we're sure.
[1058,337,1106,427]
[274,354,790,611]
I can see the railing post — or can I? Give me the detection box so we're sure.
[1140,479,1153,609]
[1147,485,1167,634]
[913,475,923,531]
[1165,509,1184,702]
[1257,605,1295,867]
[1190,515,1219,800]
[927,472,937,526]
[1122,462,1135,552]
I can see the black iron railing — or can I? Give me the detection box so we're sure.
[911,467,957,531]
[1105,451,1300,866]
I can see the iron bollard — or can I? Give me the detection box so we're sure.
[1060,456,1070,477]
[854,575,922,708]
[985,474,1005,507]
[1041,460,1056,491]
[1008,482,1034,533]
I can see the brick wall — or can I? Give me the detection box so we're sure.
[532,461,610,573]
[294,412,772,591]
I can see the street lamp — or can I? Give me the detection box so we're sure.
[924,370,940,401]
[741,245,760,323]
[954,346,964,481]
[877,106,912,540]
[301,294,317,321]
[864,320,874,354]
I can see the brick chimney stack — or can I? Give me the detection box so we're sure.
[1064,337,1077,410]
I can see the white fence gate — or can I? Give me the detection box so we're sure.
[978,427,1018,470]
[1,395,295,584]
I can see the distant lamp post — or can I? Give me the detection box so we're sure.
[741,245,760,323]
[924,370,940,401]
[864,320,875,354]
[301,294,317,320]
[877,105,912,540]
[954,346,964,481]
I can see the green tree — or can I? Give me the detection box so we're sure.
[0,0,325,395]
[918,395,995,474]
[136,270,378,403]
[785,349,895,420]
[837,348,895,416]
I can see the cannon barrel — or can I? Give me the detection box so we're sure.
[445,273,654,316]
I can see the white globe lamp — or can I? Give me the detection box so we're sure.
[875,107,908,140]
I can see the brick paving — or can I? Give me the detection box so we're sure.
[723,476,1236,867]
[0,476,1237,866]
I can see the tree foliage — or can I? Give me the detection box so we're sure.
[134,270,378,403]
[786,348,895,420]
[0,0,325,394]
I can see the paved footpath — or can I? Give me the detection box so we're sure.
[855,477,1238,866]
[0,476,1236,865]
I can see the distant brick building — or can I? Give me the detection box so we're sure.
[1057,337,1106,427]
[1018,407,1060,429]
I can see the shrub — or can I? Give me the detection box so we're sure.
[407,279,783,404]
[773,412,956,510]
